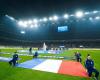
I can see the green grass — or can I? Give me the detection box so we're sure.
[0,49,100,80]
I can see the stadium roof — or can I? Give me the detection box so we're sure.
[0,0,100,44]
[0,0,100,18]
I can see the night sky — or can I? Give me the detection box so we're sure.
[0,0,100,41]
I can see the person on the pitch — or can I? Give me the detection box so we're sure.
[87,53,90,57]
[75,52,82,62]
[29,47,32,54]
[85,56,99,80]
[33,51,38,58]
[9,52,19,66]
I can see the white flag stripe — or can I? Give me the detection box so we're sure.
[32,59,62,73]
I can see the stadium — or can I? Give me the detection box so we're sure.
[0,0,100,80]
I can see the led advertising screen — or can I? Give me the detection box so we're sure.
[58,26,68,32]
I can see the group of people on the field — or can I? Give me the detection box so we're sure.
[74,52,99,80]
[8,51,99,80]
[9,51,38,66]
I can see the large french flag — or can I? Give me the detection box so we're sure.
[18,59,88,77]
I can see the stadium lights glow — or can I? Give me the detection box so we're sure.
[5,14,8,17]
[84,12,90,15]
[18,21,24,26]
[34,24,38,27]
[89,17,93,21]
[22,21,28,27]
[64,14,69,19]
[70,14,74,17]
[9,17,15,21]
[93,11,98,13]
[23,24,27,27]
[43,17,48,22]
[17,10,100,28]
[30,25,34,28]
[53,15,58,20]
[75,11,84,18]
[24,21,28,25]
[49,17,53,21]
[30,24,38,28]
[33,19,38,23]
[20,31,25,34]
[5,15,15,21]
[95,16,100,20]
[28,20,32,24]
[18,21,28,27]
[39,19,42,22]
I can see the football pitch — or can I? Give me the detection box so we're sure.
[0,49,100,80]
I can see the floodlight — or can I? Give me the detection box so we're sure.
[43,17,48,22]
[30,25,34,28]
[75,11,84,18]
[33,19,38,23]
[70,14,74,17]
[39,19,42,22]
[64,14,69,19]
[49,17,53,21]
[18,21,24,26]
[34,24,38,27]
[95,16,100,20]
[28,20,32,24]
[23,24,27,27]
[85,12,90,15]
[53,15,58,20]
[89,17,93,21]
[5,14,15,21]
[23,21,28,24]
[20,31,25,34]
[9,17,15,21]
[18,21,27,27]
[93,11,98,14]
